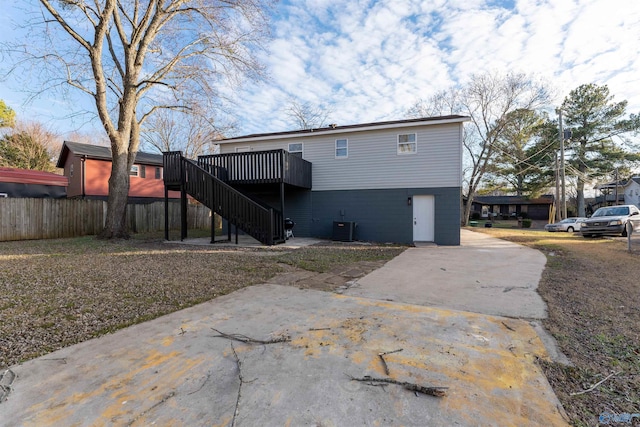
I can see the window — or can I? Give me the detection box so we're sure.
[140,165,146,178]
[155,167,162,179]
[236,146,251,153]
[288,142,303,157]
[335,139,348,158]
[397,133,417,155]
[129,165,139,176]
[70,164,74,178]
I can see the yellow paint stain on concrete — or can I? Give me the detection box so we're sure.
[161,335,175,347]
[24,348,206,427]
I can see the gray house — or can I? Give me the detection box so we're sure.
[164,115,468,245]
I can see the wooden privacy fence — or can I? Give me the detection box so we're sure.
[0,198,211,242]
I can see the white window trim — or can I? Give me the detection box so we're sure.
[129,165,139,177]
[235,146,251,153]
[335,138,348,159]
[397,133,417,155]
[288,142,304,157]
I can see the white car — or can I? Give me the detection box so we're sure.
[544,217,587,232]
[580,205,640,237]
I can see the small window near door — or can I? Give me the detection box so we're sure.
[288,142,303,157]
[129,165,139,176]
[397,133,417,155]
[335,139,348,158]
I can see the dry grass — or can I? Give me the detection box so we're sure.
[0,235,404,369]
[475,228,640,427]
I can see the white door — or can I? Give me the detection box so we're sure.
[413,195,435,242]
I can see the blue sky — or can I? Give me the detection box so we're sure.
[1,0,639,138]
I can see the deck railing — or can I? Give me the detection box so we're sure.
[198,149,312,188]
[164,152,283,245]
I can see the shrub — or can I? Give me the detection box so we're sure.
[522,218,532,228]
[471,212,481,220]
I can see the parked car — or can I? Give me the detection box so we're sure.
[579,205,640,237]
[544,217,587,232]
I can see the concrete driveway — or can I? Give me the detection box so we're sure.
[344,230,548,319]
[0,230,569,426]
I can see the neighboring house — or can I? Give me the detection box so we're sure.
[470,195,555,220]
[164,115,469,245]
[594,177,640,210]
[0,168,68,198]
[57,141,179,202]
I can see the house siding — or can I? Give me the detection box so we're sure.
[219,122,462,191]
[66,157,178,200]
[310,187,460,245]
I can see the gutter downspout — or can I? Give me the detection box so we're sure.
[81,155,86,199]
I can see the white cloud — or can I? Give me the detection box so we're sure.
[2,0,640,137]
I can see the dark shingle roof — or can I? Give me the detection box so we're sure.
[56,141,163,168]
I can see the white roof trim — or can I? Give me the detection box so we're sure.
[219,116,469,144]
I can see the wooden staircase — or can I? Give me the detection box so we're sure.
[163,151,284,245]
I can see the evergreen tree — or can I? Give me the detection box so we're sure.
[561,84,640,216]
[0,132,55,172]
[486,109,554,196]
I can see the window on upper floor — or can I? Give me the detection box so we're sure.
[335,139,348,158]
[130,165,139,176]
[397,133,417,155]
[70,164,74,178]
[288,142,303,158]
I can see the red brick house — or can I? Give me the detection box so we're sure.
[57,141,179,202]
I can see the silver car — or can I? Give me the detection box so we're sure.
[580,205,640,237]
[544,217,587,232]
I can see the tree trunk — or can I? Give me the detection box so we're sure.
[462,194,473,226]
[577,179,586,217]
[98,150,131,239]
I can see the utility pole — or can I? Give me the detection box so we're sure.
[555,152,561,222]
[557,109,567,219]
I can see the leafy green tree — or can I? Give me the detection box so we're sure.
[0,99,16,128]
[0,131,56,172]
[485,109,554,196]
[561,84,640,216]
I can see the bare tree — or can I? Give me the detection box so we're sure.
[6,0,271,238]
[409,72,551,225]
[285,100,332,130]
[141,107,230,159]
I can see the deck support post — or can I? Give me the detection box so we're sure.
[279,151,286,241]
[210,184,216,244]
[180,185,188,241]
[164,186,169,241]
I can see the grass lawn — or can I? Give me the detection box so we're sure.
[0,233,404,369]
[473,227,640,427]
